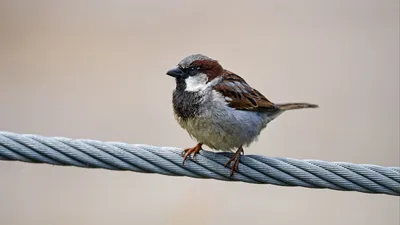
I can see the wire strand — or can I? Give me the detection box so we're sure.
[0,131,398,196]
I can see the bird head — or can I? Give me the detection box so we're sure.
[166,54,224,92]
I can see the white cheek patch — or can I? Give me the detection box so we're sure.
[185,74,209,92]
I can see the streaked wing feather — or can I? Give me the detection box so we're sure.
[214,71,279,112]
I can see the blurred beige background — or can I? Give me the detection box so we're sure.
[0,0,399,225]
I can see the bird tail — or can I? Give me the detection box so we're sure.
[277,102,318,111]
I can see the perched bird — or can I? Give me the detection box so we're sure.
[166,54,318,177]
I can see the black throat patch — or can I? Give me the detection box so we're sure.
[172,78,202,119]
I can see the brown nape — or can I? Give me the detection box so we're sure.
[190,59,223,81]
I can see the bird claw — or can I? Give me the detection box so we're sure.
[181,143,202,166]
[224,147,244,178]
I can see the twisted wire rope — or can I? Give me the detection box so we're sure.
[0,131,399,196]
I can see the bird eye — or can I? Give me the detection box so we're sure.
[185,66,201,76]
[188,66,201,71]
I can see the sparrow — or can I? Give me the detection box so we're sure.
[166,54,318,177]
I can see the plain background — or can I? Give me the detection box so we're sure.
[0,0,399,225]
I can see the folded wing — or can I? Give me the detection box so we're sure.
[214,71,280,113]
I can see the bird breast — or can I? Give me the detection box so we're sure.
[174,90,270,151]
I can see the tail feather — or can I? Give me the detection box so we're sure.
[277,103,318,111]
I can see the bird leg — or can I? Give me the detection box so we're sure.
[224,146,244,177]
[182,143,203,165]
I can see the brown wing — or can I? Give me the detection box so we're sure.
[214,70,279,112]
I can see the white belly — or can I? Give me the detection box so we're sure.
[175,96,272,151]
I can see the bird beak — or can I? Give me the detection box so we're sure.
[166,67,184,78]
